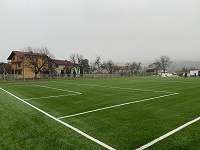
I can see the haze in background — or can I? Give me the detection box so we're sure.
[0,0,200,64]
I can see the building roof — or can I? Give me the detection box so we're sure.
[52,59,69,65]
[63,65,74,69]
[52,59,75,69]
[0,62,9,66]
[114,66,129,70]
[7,51,48,60]
[7,51,75,70]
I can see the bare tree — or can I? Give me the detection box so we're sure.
[24,46,53,78]
[150,56,172,74]
[105,60,115,74]
[181,67,188,72]
[76,53,84,66]
[150,59,161,74]
[69,53,76,65]
[89,61,96,73]
[0,63,11,74]
[69,53,79,75]
[127,61,142,75]
[81,59,90,74]
[159,56,172,73]
[69,53,90,75]
[95,56,101,73]
[135,62,142,75]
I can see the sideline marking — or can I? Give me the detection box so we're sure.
[136,116,200,150]
[0,88,115,150]
[57,93,178,119]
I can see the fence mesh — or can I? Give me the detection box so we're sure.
[0,73,147,82]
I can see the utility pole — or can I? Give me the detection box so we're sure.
[3,68,5,82]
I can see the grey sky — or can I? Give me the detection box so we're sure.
[1,0,200,65]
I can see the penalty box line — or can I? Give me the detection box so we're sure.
[23,85,82,100]
[57,92,179,120]
[23,94,78,100]
[34,85,82,94]
[52,81,175,94]
[0,88,115,150]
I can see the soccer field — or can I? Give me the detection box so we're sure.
[0,77,200,149]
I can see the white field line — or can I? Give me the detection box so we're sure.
[23,85,82,100]
[57,93,179,119]
[0,88,115,150]
[51,81,175,94]
[3,81,175,94]
[136,116,200,150]
[23,94,78,100]
[34,85,82,94]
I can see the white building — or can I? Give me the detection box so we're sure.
[190,70,199,77]
[50,59,79,77]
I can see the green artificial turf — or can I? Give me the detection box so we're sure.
[0,77,200,149]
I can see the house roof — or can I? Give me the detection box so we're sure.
[0,62,6,66]
[52,59,69,65]
[0,62,9,66]
[63,65,74,69]
[52,59,75,69]
[7,51,48,60]
[114,66,129,70]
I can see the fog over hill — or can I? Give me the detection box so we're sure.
[144,60,200,71]
[117,60,200,72]
[170,60,200,71]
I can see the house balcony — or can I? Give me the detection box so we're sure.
[11,66,23,70]
[10,60,23,63]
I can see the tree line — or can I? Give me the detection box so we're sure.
[1,46,196,77]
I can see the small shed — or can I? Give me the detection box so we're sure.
[190,70,200,77]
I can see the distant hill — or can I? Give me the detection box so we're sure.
[141,60,200,71]
[171,60,200,71]
[116,60,200,71]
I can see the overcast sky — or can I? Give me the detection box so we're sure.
[1,0,200,65]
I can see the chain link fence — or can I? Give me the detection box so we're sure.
[0,72,148,82]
